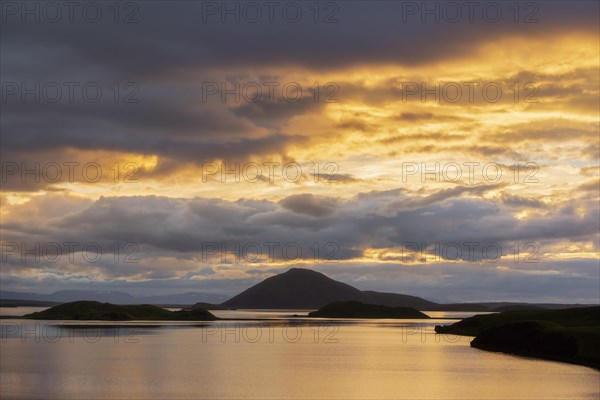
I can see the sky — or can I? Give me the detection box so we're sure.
[1,1,599,303]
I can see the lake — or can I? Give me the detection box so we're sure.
[1,309,598,399]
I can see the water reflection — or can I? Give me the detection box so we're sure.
[1,312,598,399]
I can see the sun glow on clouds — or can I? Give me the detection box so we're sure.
[1,3,599,301]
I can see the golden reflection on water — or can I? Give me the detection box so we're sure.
[1,313,599,399]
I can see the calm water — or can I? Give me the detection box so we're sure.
[1,309,598,399]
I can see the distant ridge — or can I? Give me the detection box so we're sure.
[309,301,431,319]
[3,270,595,311]
[0,290,228,305]
[222,268,437,309]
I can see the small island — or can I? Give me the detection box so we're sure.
[308,301,431,319]
[435,306,600,369]
[22,301,218,321]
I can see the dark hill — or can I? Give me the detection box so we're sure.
[360,290,437,309]
[223,268,363,309]
[435,307,600,336]
[309,301,430,319]
[435,307,600,369]
[23,301,218,321]
[221,268,437,309]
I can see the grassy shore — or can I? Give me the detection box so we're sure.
[435,307,600,369]
[22,301,218,321]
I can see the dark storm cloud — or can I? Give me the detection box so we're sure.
[3,185,598,265]
[1,186,598,301]
[0,80,304,151]
[2,1,597,76]
[501,194,546,208]
[2,88,257,137]
[233,95,324,127]
[2,1,598,187]
[279,193,339,217]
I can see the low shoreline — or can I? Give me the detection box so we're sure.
[435,307,600,370]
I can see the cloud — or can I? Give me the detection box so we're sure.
[279,193,339,217]
[1,1,598,303]
[1,184,598,300]
[4,2,598,76]
[2,186,598,263]
[501,194,546,208]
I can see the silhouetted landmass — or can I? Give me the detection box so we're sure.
[220,268,594,311]
[435,307,600,369]
[222,268,437,309]
[359,290,437,309]
[308,301,430,319]
[23,301,218,321]
[3,270,595,311]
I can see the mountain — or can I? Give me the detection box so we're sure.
[222,268,363,309]
[0,290,229,305]
[222,268,437,309]
[4,274,594,311]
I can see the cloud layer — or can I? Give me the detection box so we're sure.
[1,1,598,302]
